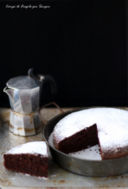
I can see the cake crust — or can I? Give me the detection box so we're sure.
[4,154,48,177]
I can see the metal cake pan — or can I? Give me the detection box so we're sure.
[43,109,128,177]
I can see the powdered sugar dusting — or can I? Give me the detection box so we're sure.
[53,108,128,152]
[6,141,48,157]
[69,145,102,160]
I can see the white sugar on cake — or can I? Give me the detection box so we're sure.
[6,141,48,156]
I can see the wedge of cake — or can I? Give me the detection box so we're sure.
[53,108,128,160]
[4,141,49,177]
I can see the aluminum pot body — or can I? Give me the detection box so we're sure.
[43,110,128,177]
[5,86,40,114]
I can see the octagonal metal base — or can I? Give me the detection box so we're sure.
[9,110,42,136]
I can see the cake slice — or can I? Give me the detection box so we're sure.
[4,141,49,177]
[53,123,98,153]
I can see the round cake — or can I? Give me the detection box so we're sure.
[53,107,128,160]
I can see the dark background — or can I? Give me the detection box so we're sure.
[0,0,126,107]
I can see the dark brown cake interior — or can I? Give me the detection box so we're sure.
[54,124,99,153]
[4,154,48,177]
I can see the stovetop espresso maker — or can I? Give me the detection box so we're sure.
[4,68,56,136]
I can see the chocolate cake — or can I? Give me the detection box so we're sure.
[4,141,49,177]
[53,108,128,160]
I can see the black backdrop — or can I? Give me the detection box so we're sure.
[0,0,126,107]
